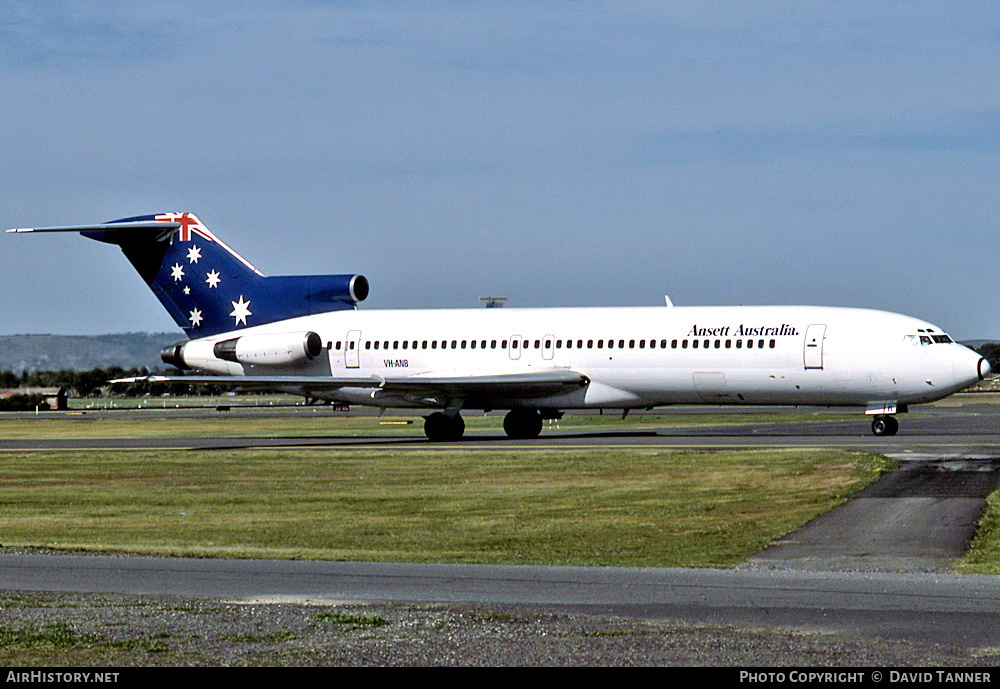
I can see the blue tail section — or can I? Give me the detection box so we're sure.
[83,212,368,337]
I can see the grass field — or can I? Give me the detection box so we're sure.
[957,490,1000,574]
[0,407,997,571]
[0,442,886,567]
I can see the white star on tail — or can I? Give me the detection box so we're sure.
[206,269,221,288]
[188,308,203,327]
[230,295,252,326]
[187,245,202,263]
[170,263,185,282]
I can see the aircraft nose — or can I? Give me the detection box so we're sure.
[978,356,992,381]
[957,347,991,386]
[949,346,990,391]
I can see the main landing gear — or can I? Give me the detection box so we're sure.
[502,409,544,439]
[870,415,899,436]
[423,412,465,442]
[422,409,550,441]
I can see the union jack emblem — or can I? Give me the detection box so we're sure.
[156,212,214,243]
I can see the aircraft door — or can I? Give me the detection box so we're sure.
[542,335,555,361]
[345,330,362,368]
[803,324,826,369]
[509,335,522,360]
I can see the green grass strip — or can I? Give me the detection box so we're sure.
[0,448,887,567]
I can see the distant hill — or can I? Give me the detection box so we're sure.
[0,333,182,372]
[961,340,999,349]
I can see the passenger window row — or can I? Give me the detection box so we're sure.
[327,337,779,351]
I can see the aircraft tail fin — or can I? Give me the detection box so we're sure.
[8,212,368,337]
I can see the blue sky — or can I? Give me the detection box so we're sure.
[2,2,999,338]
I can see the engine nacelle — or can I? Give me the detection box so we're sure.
[161,331,325,372]
[160,342,188,369]
[213,331,324,366]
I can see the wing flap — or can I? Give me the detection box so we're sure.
[381,370,589,397]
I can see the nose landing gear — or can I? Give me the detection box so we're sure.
[870,415,899,436]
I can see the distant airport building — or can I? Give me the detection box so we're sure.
[479,296,507,308]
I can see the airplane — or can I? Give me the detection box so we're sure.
[8,212,991,440]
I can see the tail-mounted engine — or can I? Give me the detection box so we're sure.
[162,331,325,369]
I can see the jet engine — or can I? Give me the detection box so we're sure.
[161,331,324,370]
[213,331,324,366]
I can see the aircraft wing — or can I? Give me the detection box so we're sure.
[112,370,590,405]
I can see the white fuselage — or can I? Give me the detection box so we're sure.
[178,304,987,412]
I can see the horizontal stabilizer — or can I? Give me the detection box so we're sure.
[7,221,181,233]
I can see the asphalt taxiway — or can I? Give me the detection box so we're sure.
[3,553,1000,649]
[2,396,1000,651]
[2,395,999,455]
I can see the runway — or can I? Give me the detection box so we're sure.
[2,396,1000,651]
[2,396,999,456]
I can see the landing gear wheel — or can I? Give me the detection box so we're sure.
[424,412,465,441]
[503,409,543,439]
[871,415,899,436]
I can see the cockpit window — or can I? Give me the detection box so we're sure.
[907,333,954,346]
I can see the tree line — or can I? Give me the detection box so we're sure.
[977,343,1000,373]
[0,367,238,398]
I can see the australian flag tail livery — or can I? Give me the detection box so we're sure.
[8,212,368,337]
